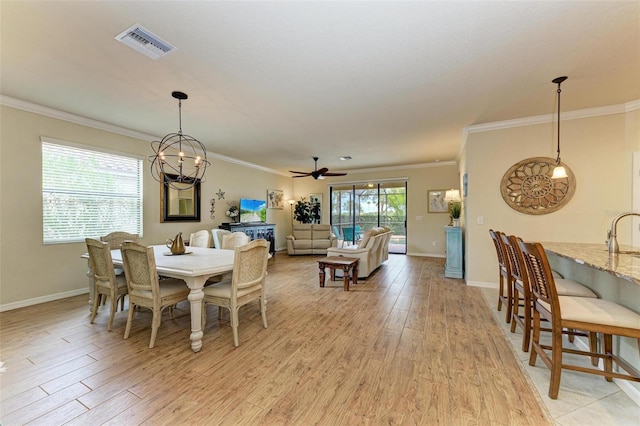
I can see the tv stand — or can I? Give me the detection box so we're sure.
[219,223,275,254]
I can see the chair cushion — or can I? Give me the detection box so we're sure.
[130,278,187,298]
[203,280,261,298]
[293,228,312,239]
[96,274,127,291]
[313,225,331,239]
[539,297,640,330]
[555,278,597,298]
[293,240,313,250]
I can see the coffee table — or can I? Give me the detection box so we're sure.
[317,256,359,291]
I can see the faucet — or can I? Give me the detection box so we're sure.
[608,212,640,254]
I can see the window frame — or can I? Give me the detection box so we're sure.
[41,137,144,245]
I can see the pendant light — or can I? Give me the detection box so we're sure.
[551,76,568,179]
[149,91,210,190]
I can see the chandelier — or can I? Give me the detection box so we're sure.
[149,91,210,190]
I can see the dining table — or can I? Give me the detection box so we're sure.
[82,245,235,352]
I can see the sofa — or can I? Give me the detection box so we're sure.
[326,226,392,277]
[286,224,338,255]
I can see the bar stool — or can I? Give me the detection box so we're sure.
[489,230,513,323]
[518,240,640,399]
[501,234,597,352]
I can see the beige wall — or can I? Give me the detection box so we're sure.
[463,109,639,286]
[0,105,459,308]
[9,100,633,307]
[290,165,460,256]
[0,106,293,307]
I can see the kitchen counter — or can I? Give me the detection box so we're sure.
[541,242,640,286]
[541,242,640,403]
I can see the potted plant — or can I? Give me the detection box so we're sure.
[226,202,239,223]
[450,201,462,226]
[293,197,321,224]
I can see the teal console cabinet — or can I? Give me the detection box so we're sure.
[444,226,464,278]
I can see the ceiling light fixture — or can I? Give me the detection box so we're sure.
[551,76,568,179]
[339,156,352,161]
[149,91,210,190]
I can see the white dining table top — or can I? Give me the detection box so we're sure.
[84,245,235,278]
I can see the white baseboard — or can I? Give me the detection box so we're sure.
[406,252,445,258]
[466,280,498,289]
[0,288,89,312]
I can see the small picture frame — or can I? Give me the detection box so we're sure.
[266,189,284,209]
[428,190,449,213]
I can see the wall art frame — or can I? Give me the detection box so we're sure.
[428,189,449,213]
[267,189,284,209]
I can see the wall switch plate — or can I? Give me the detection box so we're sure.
[416,215,423,221]
[477,216,484,225]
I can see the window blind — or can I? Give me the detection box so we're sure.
[42,141,143,244]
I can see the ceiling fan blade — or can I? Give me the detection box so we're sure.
[316,167,329,175]
[292,175,310,178]
[289,170,310,174]
[322,172,348,176]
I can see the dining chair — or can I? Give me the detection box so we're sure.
[202,239,270,347]
[518,240,640,399]
[100,231,139,248]
[342,227,355,246]
[221,232,251,250]
[354,225,362,240]
[120,241,190,348]
[501,234,597,352]
[489,229,513,323]
[100,231,140,306]
[85,238,129,331]
[189,230,211,248]
[211,229,232,249]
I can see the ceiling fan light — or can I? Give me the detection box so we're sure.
[551,165,568,179]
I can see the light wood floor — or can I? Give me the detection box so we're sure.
[0,253,550,425]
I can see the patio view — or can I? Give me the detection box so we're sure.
[330,181,406,254]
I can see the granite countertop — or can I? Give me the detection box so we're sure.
[541,242,640,286]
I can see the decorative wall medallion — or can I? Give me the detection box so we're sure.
[500,157,575,215]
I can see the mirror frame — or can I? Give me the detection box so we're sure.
[160,173,201,222]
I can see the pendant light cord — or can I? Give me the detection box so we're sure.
[556,83,561,164]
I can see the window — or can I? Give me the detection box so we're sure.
[42,139,143,244]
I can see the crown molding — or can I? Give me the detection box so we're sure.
[0,95,289,177]
[459,99,640,160]
[465,99,639,135]
[346,160,457,175]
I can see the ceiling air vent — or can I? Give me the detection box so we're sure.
[115,24,176,59]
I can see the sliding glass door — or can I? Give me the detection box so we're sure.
[330,180,406,254]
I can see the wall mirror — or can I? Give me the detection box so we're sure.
[160,174,201,222]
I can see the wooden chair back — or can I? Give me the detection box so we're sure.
[517,241,558,312]
[121,242,159,298]
[100,231,139,248]
[86,238,117,286]
[222,232,250,250]
[233,239,270,292]
[189,230,211,248]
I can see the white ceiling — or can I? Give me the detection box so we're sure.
[1,1,639,175]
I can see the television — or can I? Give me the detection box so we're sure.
[239,198,267,223]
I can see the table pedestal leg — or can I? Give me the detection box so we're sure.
[318,262,326,287]
[185,277,207,353]
[342,265,351,291]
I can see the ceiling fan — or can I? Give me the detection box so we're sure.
[289,156,347,180]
